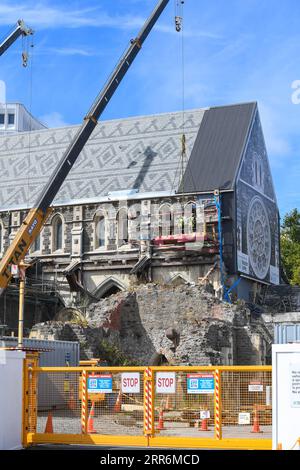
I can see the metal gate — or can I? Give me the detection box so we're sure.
[23,360,272,449]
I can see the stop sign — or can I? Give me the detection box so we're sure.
[156,372,176,394]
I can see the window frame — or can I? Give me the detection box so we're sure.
[94,212,107,250]
[52,215,64,253]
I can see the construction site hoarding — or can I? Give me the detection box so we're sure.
[272,343,300,450]
[23,364,272,450]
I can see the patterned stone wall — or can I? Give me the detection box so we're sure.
[0,110,205,211]
[0,193,220,308]
[236,110,280,285]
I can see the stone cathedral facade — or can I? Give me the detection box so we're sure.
[0,102,280,309]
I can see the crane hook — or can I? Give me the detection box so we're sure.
[175,16,182,32]
[22,51,28,67]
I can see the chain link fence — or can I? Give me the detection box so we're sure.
[24,365,272,448]
[28,368,145,436]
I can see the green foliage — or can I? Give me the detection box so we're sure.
[282,208,300,243]
[281,209,300,285]
[69,312,89,327]
[99,340,138,367]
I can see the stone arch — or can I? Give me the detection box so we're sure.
[169,273,188,286]
[149,351,169,366]
[183,200,197,233]
[94,209,107,249]
[158,203,173,236]
[50,212,65,252]
[94,277,126,299]
[116,207,129,247]
[54,307,85,322]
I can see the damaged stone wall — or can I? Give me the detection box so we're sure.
[261,285,300,313]
[30,284,273,366]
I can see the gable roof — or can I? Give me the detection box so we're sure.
[180,102,257,193]
[0,109,205,211]
[0,102,257,211]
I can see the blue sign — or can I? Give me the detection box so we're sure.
[187,374,214,394]
[87,374,113,394]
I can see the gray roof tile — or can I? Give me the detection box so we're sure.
[0,109,205,210]
[180,102,257,193]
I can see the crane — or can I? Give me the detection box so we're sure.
[0,0,170,294]
[0,20,33,57]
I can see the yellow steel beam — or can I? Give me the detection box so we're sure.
[25,433,272,450]
[26,433,148,447]
[32,366,147,372]
[150,366,272,372]
[32,365,272,373]
[148,437,272,450]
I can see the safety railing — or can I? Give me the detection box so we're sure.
[23,363,272,449]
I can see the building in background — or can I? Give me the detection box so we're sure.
[0,101,280,311]
[0,80,45,134]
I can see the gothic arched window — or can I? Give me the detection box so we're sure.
[95,212,106,248]
[52,215,63,252]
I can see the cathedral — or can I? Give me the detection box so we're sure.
[0,101,280,312]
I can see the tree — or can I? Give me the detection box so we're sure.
[281,209,300,285]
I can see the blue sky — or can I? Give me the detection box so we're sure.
[0,0,299,217]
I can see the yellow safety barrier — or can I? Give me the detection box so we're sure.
[22,362,272,450]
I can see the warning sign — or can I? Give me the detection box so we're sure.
[238,412,251,425]
[200,410,210,419]
[248,382,263,392]
[187,373,214,394]
[290,364,300,408]
[156,372,176,394]
[87,375,112,394]
[121,373,140,394]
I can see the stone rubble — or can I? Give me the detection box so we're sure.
[30,283,274,366]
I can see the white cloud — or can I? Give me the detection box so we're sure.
[0,2,144,29]
[0,1,222,40]
[37,47,98,57]
[39,111,69,128]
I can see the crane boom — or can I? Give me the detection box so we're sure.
[0,0,170,292]
[0,20,33,57]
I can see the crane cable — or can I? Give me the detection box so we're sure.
[171,0,185,194]
[171,1,198,194]
[24,35,34,212]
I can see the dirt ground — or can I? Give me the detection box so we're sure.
[36,410,271,440]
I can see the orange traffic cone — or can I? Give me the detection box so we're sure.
[44,412,53,433]
[199,418,209,431]
[251,410,263,433]
[156,408,164,430]
[114,391,122,413]
[68,385,76,411]
[87,402,97,434]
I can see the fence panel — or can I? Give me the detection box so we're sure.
[153,370,215,438]
[34,368,145,437]
[221,370,272,439]
[24,364,272,449]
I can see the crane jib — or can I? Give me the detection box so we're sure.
[36,0,170,214]
[0,20,33,57]
[0,0,170,290]
[2,239,27,280]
